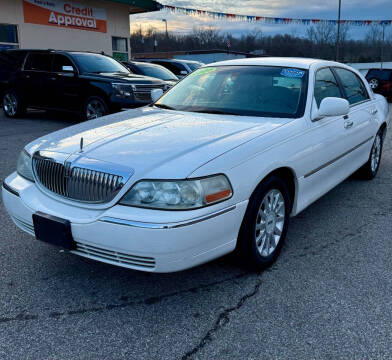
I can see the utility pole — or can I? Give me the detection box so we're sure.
[335,0,342,61]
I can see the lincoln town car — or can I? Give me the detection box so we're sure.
[2,58,389,272]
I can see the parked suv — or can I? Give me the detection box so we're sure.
[365,68,392,100]
[138,59,203,79]
[1,50,167,120]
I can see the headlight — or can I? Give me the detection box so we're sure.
[112,83,134,98]
[120,174,232,210]
[17,150,34,182]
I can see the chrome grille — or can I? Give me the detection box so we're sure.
[32,154,125,203]
[134,84,166,102]
[75,242,156,269]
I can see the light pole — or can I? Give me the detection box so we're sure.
[381,24,385,70]
[162,18,168,52]
[162,19,168,39]
[335,0,342,61]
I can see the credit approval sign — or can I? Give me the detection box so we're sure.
[23,0,107,33]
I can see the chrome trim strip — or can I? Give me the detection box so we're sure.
[304,136,373,178]
[2,182,20,197]
[100,205,237,229]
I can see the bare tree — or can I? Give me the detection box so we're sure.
[365,25,383,44]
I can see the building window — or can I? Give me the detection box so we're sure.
[112,36,128,62]
[0,24,19,49]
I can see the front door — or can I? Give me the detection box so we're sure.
[299,67,359,209]
[48,54,82,111]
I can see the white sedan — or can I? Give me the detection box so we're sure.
[2,58,390,273]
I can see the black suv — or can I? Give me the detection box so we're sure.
[0,50,167,120]
[365,68,392,100]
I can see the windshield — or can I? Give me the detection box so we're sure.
[72,53,130,74]
[155,65,308,118]
[186,62,202,71]
[138,64,178,80]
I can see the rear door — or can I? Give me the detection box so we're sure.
[332,67,375,165]
[22,52,53,107]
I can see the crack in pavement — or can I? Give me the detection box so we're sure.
[180,274,263,360]
[0,271,251,325]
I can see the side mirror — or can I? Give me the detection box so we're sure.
[180,70,188,75]
[151,88,164,102]
[317,97,349,118]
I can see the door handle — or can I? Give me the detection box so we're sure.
[344,120,354,129]
[25,75,30,79]
[371,109,378,115]
[50,77,57,81]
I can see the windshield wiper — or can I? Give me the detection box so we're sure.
[153,103,176,110]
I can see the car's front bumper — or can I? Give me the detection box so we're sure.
[2,173,248,273]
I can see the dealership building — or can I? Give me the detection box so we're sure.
[0,0,159,60]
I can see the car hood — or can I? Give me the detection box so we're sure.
[82,72,165,84]
[26,107,287,179]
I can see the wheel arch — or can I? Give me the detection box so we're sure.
[251,166,298,214]
[380,121,388,142]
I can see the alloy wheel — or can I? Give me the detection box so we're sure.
[255,189,285,257]
[86,99,106,120]
[369,79,379,89]
[371,133,382,173]
[3,93,17,117]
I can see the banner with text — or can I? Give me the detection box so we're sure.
[23,0,107,33]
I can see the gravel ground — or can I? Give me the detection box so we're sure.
[0,107,391,360]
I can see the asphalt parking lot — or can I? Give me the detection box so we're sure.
[0,107,391,360]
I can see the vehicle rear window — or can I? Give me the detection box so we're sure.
[24,53,53,71]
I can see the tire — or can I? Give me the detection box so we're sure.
[368,78,379,90]
[2,90,26,118]
[358,129,384,180]
[83,96,109,121]
[235,175,291,271]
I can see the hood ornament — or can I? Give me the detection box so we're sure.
[79,137,84,153]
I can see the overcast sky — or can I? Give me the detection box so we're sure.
[130,0,391,39]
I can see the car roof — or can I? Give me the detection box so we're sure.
[207,57,341,70]
[142,58,192,64]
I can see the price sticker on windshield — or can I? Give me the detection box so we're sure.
[280,68,305,78]
[190,67,217,76]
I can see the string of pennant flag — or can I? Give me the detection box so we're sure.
[158,4,392,26]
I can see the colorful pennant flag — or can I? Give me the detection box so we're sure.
[158,4,392,26]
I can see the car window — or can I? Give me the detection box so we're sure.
[369,70,392,81]
[71,53,129,74]
[0,50,27,69]
[334,68,369,105]
[155,65,308,118]
[185,62,201,71]
[24,53,53,72]
[53,54,74,72]
[314,68,343,107]
[137,64,178,81]
[153,61,186,75]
